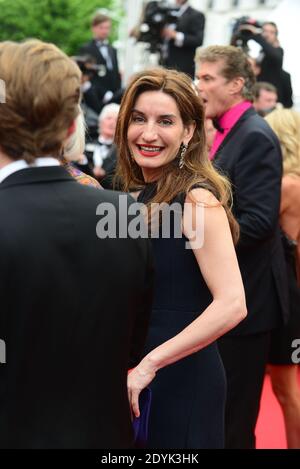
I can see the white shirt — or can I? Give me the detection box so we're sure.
[96,40,113,70]
[0,157,60,184]
[178,1,190,17]
[86,138,113,168]
[174,1,190,47]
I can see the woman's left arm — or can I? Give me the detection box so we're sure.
[128,188,247,416]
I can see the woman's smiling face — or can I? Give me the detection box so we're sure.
[127,90,194,181]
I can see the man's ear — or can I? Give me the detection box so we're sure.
[229,77,245,95]
[67,120,76,138]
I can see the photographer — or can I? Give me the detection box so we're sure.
[235,21,288,104]
[161,0,205,78]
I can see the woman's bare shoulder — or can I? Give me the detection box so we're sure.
[185,187,220,207]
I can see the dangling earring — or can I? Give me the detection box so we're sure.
[179,143,188,169]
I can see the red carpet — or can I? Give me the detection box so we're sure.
[255,374,287,449]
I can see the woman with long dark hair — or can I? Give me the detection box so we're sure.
[115,68,247,448]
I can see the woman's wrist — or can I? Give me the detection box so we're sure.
[139,353,160,375]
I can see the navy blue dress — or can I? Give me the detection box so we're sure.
[138,184,226,449]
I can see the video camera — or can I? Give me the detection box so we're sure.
[72,55,107,80]
[137,1,179,53]
[231,16,263,52]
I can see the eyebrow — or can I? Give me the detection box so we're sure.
[131,109,177,119]
[198,73,213,79]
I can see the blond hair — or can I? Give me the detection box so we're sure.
[115,67,239,244]
[0,39,81,163]
[63,108,86,162]
[265,109,300,176]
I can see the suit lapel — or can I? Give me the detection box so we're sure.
[213,107,256,162]
[108,46,116,68]
[177,6,191,29]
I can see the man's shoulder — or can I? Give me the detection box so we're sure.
[243,110,267,128]
[187,6,205,19]
[218,110,280,164]
[250,113,279,141]
[78,40,95,52]
[82,186,134,207]
[239,110,276,137]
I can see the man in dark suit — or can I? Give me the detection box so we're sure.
[196,45,289,448]
[162,0,205,78]
[79,13,123,114]
[0,39,153,449]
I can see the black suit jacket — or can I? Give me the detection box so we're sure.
[79,40,122,112]
[164,6,205,78]
[213,108,289,335]
[279,69,293,108]
[0,166,153,448]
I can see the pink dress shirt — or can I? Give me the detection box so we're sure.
[209,101,253,160]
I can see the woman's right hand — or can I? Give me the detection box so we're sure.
[127,362,156,418]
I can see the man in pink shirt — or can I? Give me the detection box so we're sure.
[195,45,288,449]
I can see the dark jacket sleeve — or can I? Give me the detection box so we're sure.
[182,12,205,48]
[280,70,293,108]
[111,47,122,91]
[0,233,8,355]
[251,34,283,67]
[233,130,282,247]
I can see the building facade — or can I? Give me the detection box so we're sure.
[118,0,299,109]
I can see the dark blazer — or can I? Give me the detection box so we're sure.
[0,166,153,448]
[164,6,205,78]
[213,108,289,335]
[279,69,293,108]
[79,40,122,112]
